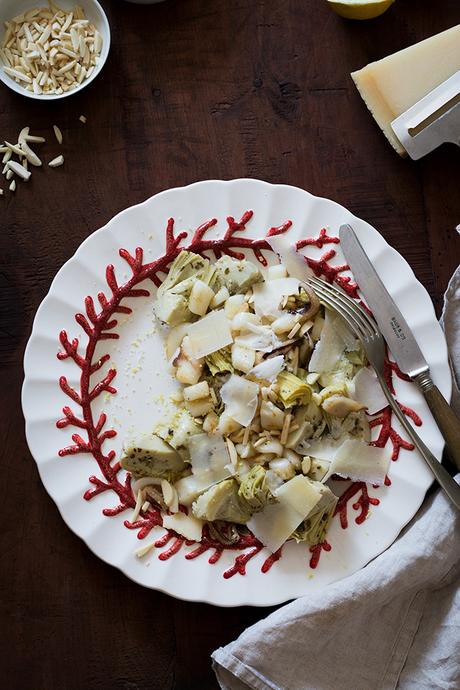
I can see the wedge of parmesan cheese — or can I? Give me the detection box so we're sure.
[351,25,460,155]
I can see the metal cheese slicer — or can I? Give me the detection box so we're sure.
[391,70,460,160]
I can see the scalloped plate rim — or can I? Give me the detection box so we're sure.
[22,179,450,606]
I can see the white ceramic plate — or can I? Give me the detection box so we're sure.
[22,179,449,606]
[0,0,110,101]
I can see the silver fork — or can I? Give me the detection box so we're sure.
[306,276,460,510]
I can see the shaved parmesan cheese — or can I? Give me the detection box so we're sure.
[231,312,261,332]
[217,412,242,435]
[353,367,387,415]
[220,375,259,426]
[267,235,313,282]
[162,512,204,542]
[260,400,285,430]
[235,324,282,352]
[267,264,288,279]
[252,278,300,319]
[272,313,299,335]
[248,500,304,554]
[297,437,342,462]
[329,438,390,485]
[308,309,345,374]
[165,324,188,361]
[188,434,231,481]
[275,475,323,514]
[248,355,285,382]
[175,474,219,505]
[248,475,323,553]
[231,343,256,373]
[224,294,246,319]
[187,309,233,358]
[330,312,359,352]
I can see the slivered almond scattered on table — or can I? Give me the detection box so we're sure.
[0,4,103,96]
[0,116,89,195]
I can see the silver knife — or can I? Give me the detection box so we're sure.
[339,223,460,472]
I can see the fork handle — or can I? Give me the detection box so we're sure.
[413,373,460,472]
[376,372,460,510]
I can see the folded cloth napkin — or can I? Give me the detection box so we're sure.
[212,266,460,690]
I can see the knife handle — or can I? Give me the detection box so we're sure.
[414,374,460,472]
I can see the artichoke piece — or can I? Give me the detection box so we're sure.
[276,371,312,408]
[346,347,367,367]
[238,465,276,512]
[192,478,253,524]
[205,347,234,375]
[208,520,241,545]
[282,285,320,320]
[285,401,324,449]
[155,292,190,328]
[307,458,331,482]
[321,394,366,418]
[153,250,215,326]
[325,409,370,441]
[156,409,202,450]
[212,255,263,295]
[291,483,338,546]
[121,435,186,481]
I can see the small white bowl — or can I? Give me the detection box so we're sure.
[0,0,111,100]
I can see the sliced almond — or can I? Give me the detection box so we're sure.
[25,134,45,143]
[53,124,63,144]
[7,160,31,181]
[4,140,23,156]
[48,154,64,168]
[226,437,239,469]
[20,140,41,166]
[3,66,32,83]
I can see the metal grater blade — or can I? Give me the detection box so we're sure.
[391,70,460,160]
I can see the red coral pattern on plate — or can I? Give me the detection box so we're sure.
[56,213,420,576]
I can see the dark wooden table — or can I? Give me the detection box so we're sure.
[1,1,460,688]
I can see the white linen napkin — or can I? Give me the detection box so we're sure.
[212,266,460,690]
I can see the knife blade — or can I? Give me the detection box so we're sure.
[339,223,460,473]
[338,224,428,378]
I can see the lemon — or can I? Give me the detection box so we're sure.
[327,0,396,20]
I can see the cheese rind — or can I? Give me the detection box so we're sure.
[351,25,460,155]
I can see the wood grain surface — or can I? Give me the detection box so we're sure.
[1,1,460,688]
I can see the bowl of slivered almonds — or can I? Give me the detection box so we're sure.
[0,0,110,100]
